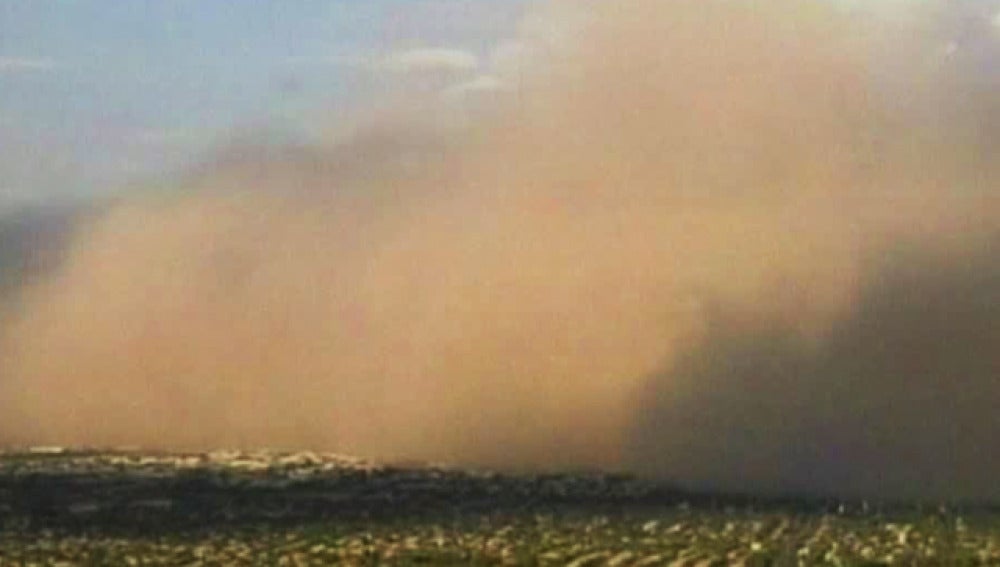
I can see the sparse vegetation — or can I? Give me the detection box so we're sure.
[1,449,999,565]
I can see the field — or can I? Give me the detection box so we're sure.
[1,449,999,565]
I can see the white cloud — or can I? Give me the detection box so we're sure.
[383,48,479,73]
[0,56,57,72]
[285,48,481,75]
[442,75,505,99]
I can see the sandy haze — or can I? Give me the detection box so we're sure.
[0,0,997,500]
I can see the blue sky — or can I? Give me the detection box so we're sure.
[0,0,530,210]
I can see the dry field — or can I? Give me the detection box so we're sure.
[1,448,998,565]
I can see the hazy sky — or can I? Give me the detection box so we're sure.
[0,0,530,210]
[2,1,998,213]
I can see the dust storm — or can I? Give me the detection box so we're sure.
[0,0,997,500]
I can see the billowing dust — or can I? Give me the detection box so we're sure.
[1,1,997,499]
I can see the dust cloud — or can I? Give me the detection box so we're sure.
[1,0,997,500]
